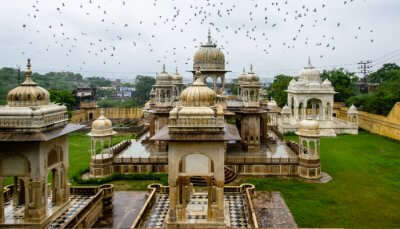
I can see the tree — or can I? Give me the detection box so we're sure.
[49,90,76,111]
[320,69,358,102]
[132,75,156,106]
[267,74,293,107]
[347,68,400,115]
[367,63,400,83]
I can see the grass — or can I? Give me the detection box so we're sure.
[244,131,400,228]
[68,132,129,181]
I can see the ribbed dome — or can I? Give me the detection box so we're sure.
[348,104,358,114]
[299,57,320,82]
[156,64,173,82]
[247,65,260,82]
[171,67,183,81]
[180,72,216,107]
[238,67,249,82]
[7,59,50,107]
[296,118,320,137]
[193,30,225,71]
[322,79,332,87]
[88,110,116,137]
[281,105,291,114]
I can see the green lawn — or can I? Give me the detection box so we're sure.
[244,131,400,228]
[68,132,128,181]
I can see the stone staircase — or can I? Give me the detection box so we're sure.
[190,166,237,186]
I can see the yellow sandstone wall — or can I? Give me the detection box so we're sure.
[70,107,143,124]
[335,102,400,141]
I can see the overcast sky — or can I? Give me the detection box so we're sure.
[1,0,399,82]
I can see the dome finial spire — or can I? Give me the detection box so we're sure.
[162,64,166,73]
[22,58,36,85]
[249,64,254,73]
[207,28,212,44]
[308,56,313,68]
[243,67,246,73]
[176,66,179,74]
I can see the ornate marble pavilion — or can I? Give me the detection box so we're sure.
[278,58,359,136]
[0,60,114,229]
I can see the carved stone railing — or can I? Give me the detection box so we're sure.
[100,140,132,158]
[114,156,168,164]
[130,183,166,229]
[64,184,114,228]
[226,157,298,164]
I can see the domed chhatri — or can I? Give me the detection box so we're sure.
[179,71,216,107]
[299,57,321,82]
[348,104,358,114]
[237,67,248,83]
[156,64,173,83]
[88,110,116,137]
[193,29,225,71]
[296,118,320,137]
[7,59,50,107]
[171,67,183,81]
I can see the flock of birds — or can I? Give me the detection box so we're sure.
[20,0,376,75]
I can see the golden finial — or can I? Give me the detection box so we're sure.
[26,58,32,78]
[207,28,212,44]
[249,64,254,73]
[22,58,36,85]
[308,56,313,68]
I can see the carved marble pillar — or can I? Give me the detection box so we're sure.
[0,177,4,223]
[26,178,47,222]
[215,181,224,222]
[168,183,177,223]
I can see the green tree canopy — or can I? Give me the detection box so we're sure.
[367,63,400,83]
[320,69,358,102]
[347,67,400,115]
[49,89,76,111]
[132,75,156,106]
[267,74,293,107]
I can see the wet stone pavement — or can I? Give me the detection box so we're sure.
[93,191,147,229]
[253,191,297,229]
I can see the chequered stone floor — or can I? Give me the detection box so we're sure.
[4,195,93,228]
[144,192,250,228]
[48,195,93,229]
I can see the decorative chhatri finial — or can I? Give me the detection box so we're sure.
[308,56,313,67]
[162,64,166,73]
[249,64,254,73]
[207,28,212,44]
[243,67,246,73]
[176,66,179,74]
[21,58,37,85]
[100,108,105,116]
[26,58,32,79]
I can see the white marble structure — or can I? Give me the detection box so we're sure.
[278,58,358,136]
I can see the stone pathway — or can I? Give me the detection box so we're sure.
[253,191,298,229]
[93,191,147,229]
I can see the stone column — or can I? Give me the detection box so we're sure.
[0,177,4,223]
[26,178,47,222]
[221,77,225,93]
[168,183,177,222]
[215,181,224,222]
[13,176,19,206]
[213,78,217,92]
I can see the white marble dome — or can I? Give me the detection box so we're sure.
[296,119,320,137]
[88,110,117,137]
